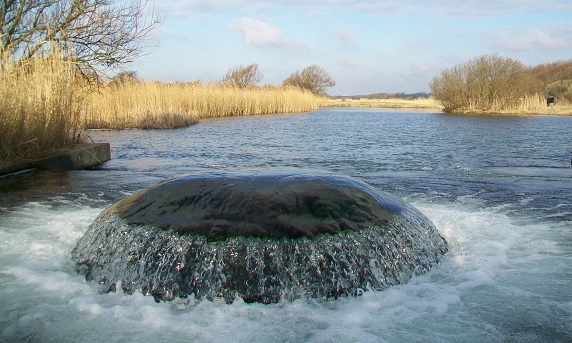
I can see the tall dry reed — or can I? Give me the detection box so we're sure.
[510,93,546,113]
[462,93,547,114]
[0,52,83,162]
[82,81,322,129]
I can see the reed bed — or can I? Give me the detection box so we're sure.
[446,93,552,115]
[0,52,83,162]
[510,93,547,113]
[1,54,322,163]
[512,94,572,115]
[83,81,322,129]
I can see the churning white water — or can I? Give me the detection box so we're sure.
[1,109,571,342]
[0,194,569,342]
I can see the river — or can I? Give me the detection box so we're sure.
[1,108,571,342]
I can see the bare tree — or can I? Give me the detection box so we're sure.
[282,65,335,95]
[110,70,138,87]
[0,0,163,77]
[222,63,263,88]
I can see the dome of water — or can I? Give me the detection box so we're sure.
[71,169,448,304]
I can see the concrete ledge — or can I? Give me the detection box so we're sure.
[0,143,111,176]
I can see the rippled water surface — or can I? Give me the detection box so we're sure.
[1,108,571,342]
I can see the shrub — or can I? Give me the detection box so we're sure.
[545,80,572,105]
[430,55,542,113]
[221,64,263,88]
[282,65,335,95]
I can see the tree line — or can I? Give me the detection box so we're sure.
[530,61,572,104]
[114,63,336,95]
[430,54,572,113]
[220,63,335,95]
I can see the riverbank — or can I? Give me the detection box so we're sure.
[439,105,572,116]
[1,51,323,164]
[515,105,572,116]
[323,97,572,115]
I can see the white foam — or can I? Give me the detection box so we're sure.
[0,199,570,342]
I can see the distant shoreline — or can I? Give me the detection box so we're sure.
[323,98,572,115]
[323,98,441,110]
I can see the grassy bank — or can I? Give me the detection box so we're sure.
[0,52,83,162]
[518,104,572,115]
[83,82,322,129]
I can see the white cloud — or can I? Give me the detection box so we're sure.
[229,17,306,48]
[160,0,572,17]
[349,0,572,16]
[488,29,570,51]
[336,29,359,43]
[339,57,357,67]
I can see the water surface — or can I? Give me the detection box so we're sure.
[1,108,571,342]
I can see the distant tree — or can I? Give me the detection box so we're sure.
[110,70,139,86]
[529,60,572,85]
[283,65,335,95]
[0,0,163,78]
[430,54,540,112]
[530,60,572,104]
[222,63,263,88]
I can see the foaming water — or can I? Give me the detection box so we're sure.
[0,195,570,342]
[1,109,571,342]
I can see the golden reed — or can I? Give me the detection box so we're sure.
[82,81,323,129]
[1,51,322,162]
[0,51,83,161]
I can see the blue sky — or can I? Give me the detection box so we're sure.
[131,0,572,95]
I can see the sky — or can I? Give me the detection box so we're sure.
[130,0,572,95]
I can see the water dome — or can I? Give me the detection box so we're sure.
[71,169,447,304]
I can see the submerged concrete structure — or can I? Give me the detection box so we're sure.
[0,143,111,176]
[72,169,448,304]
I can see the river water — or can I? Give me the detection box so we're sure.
[1,108,571,342]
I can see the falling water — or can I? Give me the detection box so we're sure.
[71,170,447,304]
